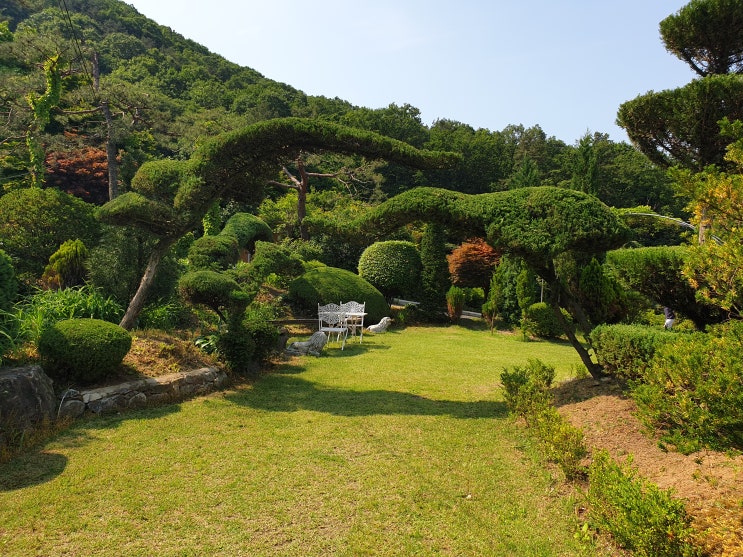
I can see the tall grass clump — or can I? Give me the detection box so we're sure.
[13,285,124,345]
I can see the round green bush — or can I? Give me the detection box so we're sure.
[178,270,241,314]
[521,302,569,339]
[288,266,389,324]
[187,234,239,271]
[358,240,421,299]
[221,213,273,252]
[38,318,132,384]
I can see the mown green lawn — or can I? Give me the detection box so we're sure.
[0,324,605,556]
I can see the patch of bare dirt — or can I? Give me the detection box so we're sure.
[553,377,743,552]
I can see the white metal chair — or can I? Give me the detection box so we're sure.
[317,303,349,349]
[340,301,366,343]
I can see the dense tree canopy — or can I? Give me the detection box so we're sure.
[98,118,458,328]
[619,0,743,171]
[347,186,630,376]
[660,0,743,76]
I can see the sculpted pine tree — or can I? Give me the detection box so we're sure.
[618,0,743,172]
[349,187,630,378]
[98,118,459,329]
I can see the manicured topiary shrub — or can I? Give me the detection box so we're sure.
[288,266,388,323]
[38,318,132,384]
[521,302,567,339]
[221,213,273,252]
[178,270,242,318]
[358,240,421,299]
[589,324,675,380]
[188,234,239,271]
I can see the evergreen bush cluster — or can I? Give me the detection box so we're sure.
[632,321,743,453]
[589,324,675,379]
[500,359,586,480]
[445,285,465,323]
[587,450,699,557]
[288,266,388,323]
[521,302,566,339]
[37,318,132,384]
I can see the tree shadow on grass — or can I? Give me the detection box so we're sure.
[0,450,67,491]
[226,374,507,420]
[0,403,183,489]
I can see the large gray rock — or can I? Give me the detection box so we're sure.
[0,365,56,427]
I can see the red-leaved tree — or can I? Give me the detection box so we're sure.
[447,238,500,292]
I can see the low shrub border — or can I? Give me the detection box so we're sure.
[501,359,702,555]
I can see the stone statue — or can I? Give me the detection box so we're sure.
[285,331,328,356]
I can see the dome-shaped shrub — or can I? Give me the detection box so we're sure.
[221,213,273,252]
[187,234,239,271]
[358,240,421,299]
[38,318,132,384]
[288,266,389,323]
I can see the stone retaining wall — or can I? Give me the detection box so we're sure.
[58,367,230,418]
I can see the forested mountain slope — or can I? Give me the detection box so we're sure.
[0,0,680,216]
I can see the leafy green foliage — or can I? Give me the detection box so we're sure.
[618,75,743,171]
[137,299,195,332]
[241,241,304,288]
[589,324,674,380]
[357,240,421,299]
[0,250,18,313]
[41,239,89,289]
[221,212,273,253]
[521,302,567,339]
[500,358,555,421]
[0,187,100,285]
[287,266,388,324]
[587,450,699,557]
[500,359,586,479]
[605,246,724,329]
[37,318,132,384]
[577,257,625,326]
[419,223,449,317]
[87,226,184,307]
[660,0,743,76]
[187,234,239,271]
[243,315,279,365]
[178,270,242,321]
[632,321,743,453]
[445,285,465,323]
[488,254,522,326]
[12,285,124,345]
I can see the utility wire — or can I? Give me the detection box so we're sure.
[56,0,96,94]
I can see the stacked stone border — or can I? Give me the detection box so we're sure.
[1,365,229,441]
[58,367,229,418]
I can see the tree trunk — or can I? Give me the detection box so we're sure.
[102,101,118,200]
[119,239,173,330]
[548,280,604,379]
[92,53,119,200]
[296,159,309,241]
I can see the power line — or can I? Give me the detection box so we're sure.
[56,0,95,94]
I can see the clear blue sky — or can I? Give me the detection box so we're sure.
[126,0,695,144]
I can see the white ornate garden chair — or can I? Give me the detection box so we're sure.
[340,301,366,343]
[317,303,349,349]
